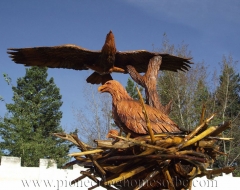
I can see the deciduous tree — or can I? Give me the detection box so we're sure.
[72,85,113,146]
[157,34,211,130]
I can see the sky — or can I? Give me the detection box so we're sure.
[1,0,239,133]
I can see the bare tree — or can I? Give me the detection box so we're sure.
[72,85,113,146]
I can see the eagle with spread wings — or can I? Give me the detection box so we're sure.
[7,30,192,84]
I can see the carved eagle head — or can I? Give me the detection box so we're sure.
[98,80,132,103]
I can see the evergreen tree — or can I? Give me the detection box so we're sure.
[0,67,70,167]
[192,78,211,124]
[125,78,144,100]
[212,56,240,175]
[214,56,240,123]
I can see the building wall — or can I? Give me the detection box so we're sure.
[0,156,103,190]
[0,156,239,190]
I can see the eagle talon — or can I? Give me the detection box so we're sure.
[109,66,126,73]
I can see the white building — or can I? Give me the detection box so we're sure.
[0,156,239,190]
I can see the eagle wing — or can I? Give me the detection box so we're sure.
[115,50,192,73]
[115,100,180,135]
[7,44,101,70]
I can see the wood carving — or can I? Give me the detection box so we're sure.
[106,129,120,139]
[98,80,180,137]
[7,31,192,84]
[7,30,234,189]
[127,56,172,115]
[54,119,234,190]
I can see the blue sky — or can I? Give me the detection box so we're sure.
[1,0,239,132]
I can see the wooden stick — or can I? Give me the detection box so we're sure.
[177,114,215,149]
[136,86,156,144]
[177,150,207,158]
[163,167,175,190]
[71,134,106,177]
[71,175,86,185]
[100,154,207,163]
[209,121,231,136]
[74,156,91,162]
[52,133,79,147]
[104,165,152,185]
[205,166,235,178]
[181,126,217,148]
[69,149,103,157]
[103,159,140,173]
[199,103,206,125]
[80,171,99,183]
[109,133,167,152]
[95,139,135,149]
[133,170,160,190]
[188,179,193,190]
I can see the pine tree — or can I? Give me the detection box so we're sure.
[192,78,211,124]
[125,78,144,100]
[212,56,240,175]
[0,67,70,167]
[214,56,240,123]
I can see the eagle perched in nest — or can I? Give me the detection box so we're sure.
[7,31,192,84]
[98,80,180,137]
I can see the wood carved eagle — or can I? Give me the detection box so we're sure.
[7,30,192,84]
[98,80,180,137]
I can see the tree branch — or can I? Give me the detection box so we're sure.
[127,56,172,115]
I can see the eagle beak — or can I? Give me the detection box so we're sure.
[98,85,105,92]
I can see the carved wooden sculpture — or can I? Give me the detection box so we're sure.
[127,55,172,115]
[98,80,180,137]
[7,30,234,189]
[7,31,192,84]
[106,129,119,139]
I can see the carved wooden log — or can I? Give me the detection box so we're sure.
[127,56,172,115]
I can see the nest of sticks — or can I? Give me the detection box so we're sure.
[53,56,235,189]
[54,105,234,190]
